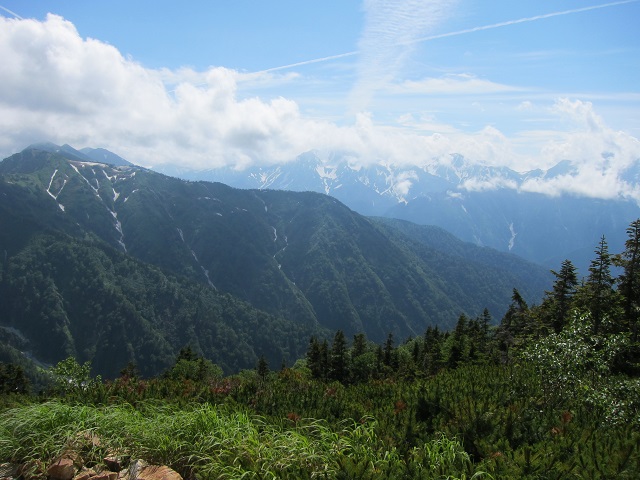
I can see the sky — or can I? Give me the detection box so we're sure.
[1,0,639,199]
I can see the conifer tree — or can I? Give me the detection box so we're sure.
[423,326,444,375]
[352,332,368,358]
[383,333,394,367]
[256,355,269,379]
[307,337,329,380]
[447,314,468,368]
[615,219,640,340]
[545,259,578,333]
[476,308,495,361]
[411,338,422,364]
[329,330,348,383]
[375,344,384,375]
[319,339,329,378]
[467,315,482,362]
[576,235,621,334]
[306,337,324,379]
[480,308,491,338]
[497,289,530,361]
[383,333,398,369]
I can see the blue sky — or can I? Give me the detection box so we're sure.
[1,1,639,199]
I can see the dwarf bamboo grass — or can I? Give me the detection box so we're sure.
[0,400,393,479]
[1,399,493,478]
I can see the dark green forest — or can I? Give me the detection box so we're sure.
[0,232,313,377]
[0,146,552,379]
[1,221,639,478]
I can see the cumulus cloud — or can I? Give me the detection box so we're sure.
[0,14,331,168]
[0,14,639,203]
[520,99,640,200]
[520,168,640,200]
[551,98,606,133]
[541,99,640,170]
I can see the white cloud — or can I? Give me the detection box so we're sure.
[349,0,458,113]
[462,177,519,192]
[0,14,330,168]
[393,74,520,95]
[0,15,639,203]
[517,100,533,111]
[451,126,521,167]
[388,170,418,200]
[515,98,640,200]
[520,170,640,201]
[396,113,460,134]
[540,99,640,169]
[551,98,606,133]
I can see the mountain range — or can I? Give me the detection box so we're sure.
[0,144,551,378]
[153,151,640,273]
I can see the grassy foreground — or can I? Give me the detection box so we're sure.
[0,400,485,480]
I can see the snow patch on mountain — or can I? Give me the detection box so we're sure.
[109,209,126,251]
[316,165,337,180]
[316,165,337,194]
[176,226,216,289]
[508,222,517,251]
[253,168,284,189]
[46,168,67,211]
[102,169,117,182]
[69,162,99,196]
[124,189,138,202]
[190,249,216,289]
[46,170,57,196]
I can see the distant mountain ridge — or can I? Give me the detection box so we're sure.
[0,144,551,377]
[153,150,640,273]
[26,142,134,167]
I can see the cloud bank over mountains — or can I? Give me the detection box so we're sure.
[1,13,639,201]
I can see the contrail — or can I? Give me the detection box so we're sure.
[255,0,637,74]
[258,52,358,74]
[0,5,23,19]
[410,0,638,45]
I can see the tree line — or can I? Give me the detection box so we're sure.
[301,219,640,384]
[2,220,640,393]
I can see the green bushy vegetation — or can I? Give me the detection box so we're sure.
[0,398,499,480]
[2,221,640,478]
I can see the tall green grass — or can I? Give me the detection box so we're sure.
[0,400,488,479]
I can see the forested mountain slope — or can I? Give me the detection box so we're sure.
[0,233,311,378]
[164,151,640,274]
[0,145,551,377]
